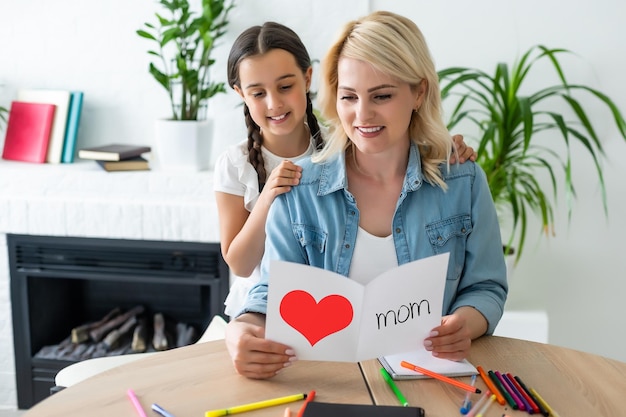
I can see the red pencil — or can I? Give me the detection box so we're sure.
[507,373,540,414]
[400,361,481,394]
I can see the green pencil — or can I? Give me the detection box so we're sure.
[380,367,409,407]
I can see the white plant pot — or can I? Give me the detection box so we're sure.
[154,119,212,171]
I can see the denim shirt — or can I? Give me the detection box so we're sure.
[241,142,508,334]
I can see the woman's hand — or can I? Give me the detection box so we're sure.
[225,313,297,379]
[422,307,488,361]
[450,134,477,164]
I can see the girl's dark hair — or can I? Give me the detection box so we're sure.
[227,22,323,190]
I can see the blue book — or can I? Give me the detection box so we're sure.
[61,91,84,163]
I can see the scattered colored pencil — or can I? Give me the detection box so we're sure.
[400,361,481,393]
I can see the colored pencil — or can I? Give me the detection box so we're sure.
[476,366,506,405]
[460,374,477,414]
[380,367,409,406]
[466,390,490,417]
[501,373,532,412]
[476,394,496,417]
[151,403,176,417]
[530,387,561,417]
[296,390,316,417]
[127,389,148,417]
[495,371,525,410]
[487,370,517,409]
[514,376,550,417]
[507,373,540,414]
[204,393,307,417]
[400,361,481,393]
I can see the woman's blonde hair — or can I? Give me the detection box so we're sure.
[315,10,452,188]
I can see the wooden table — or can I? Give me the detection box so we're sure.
[362,336,626,417]
[24,336,626,417]
[23,340,372,417]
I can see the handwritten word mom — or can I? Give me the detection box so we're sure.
[375,299,431,329]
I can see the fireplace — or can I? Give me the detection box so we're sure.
[8,233,229,409]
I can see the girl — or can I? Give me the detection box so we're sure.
[214,22,476,319]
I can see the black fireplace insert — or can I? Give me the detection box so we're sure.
[8,234,229,409]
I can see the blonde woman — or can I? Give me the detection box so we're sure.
[225,11,506,379]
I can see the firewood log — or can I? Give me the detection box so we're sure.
[103,315,137,351]
[152,312,169,351]
[71,307,121,344]
[89,305,144,342]
[176,323,197,347]
[131,319,149,353]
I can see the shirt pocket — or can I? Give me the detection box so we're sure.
[293,224,328,254]
[425,214,472,280]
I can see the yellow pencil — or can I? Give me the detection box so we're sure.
[205,393,308,417]
[530,387,561,417]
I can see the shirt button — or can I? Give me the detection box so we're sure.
[437,236,443,241]
[395,228,401,234]
[345,244,350,249]
[461,228,466,233]
[350,211,356,215]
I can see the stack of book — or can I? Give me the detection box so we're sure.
[1,89,84,164]
[78,143,151,172]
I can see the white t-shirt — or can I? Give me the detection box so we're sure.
[349,227,398,284]
[213,138,316,317]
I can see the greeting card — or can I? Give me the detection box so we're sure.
[266,253,449,362]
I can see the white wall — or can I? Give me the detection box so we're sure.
[0,0,625,367]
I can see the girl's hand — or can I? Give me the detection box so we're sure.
[450,134,477,164]
[225,313,297,379]
[258,160,303,206]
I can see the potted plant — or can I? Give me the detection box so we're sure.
[438,45,626,264]
[0,105,7,131]
[137,0,235,170]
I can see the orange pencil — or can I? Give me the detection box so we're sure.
[476,366,506,405]
[400,361,481,394]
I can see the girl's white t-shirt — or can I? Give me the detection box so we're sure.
[213,138,315,317]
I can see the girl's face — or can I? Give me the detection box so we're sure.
[336,57,425,156]
[234,49,312,142]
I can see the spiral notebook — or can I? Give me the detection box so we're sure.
[379,347,478,380]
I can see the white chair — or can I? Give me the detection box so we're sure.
[54,315,228,388]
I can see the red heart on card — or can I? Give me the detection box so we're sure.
[279,290,354,346]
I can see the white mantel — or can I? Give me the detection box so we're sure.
[0,159,220,409]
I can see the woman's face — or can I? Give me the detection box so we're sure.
[336,57,424,156]
[234,49,312,142]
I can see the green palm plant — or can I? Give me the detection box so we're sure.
[438,45,626,262]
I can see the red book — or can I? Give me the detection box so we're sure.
[2,101,56,163]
